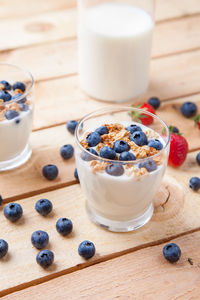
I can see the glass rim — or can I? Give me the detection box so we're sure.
[75,106,171,164]
[0,63,34,105]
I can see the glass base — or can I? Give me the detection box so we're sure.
[86,204,154,232]
[0,144,32,171]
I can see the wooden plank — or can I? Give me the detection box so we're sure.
[2,14,200,82]
[32,50,200,130]
[0,153,200,296]
[4,231,200,300]
[155,0,200,22]
[1,97,199,202]
[0,0,76,19]
[0,9,77,51]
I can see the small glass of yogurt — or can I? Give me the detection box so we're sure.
[78,0,154,102]
[75,107,170,232]
[0,64,34,171]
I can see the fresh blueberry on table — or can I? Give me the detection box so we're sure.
[0,239,8,259]
[163,243,181,263]
[100,146,116,160]
[139,160,157,172]
[180,102,197,118]
[78,240,95,259]
[36,249,54,268]
[148,139,163,150]
[126,124,142,134]
[4,203,23,222]
[86,132,102,147]
[74,168,79,182]
[42,164,58,180]
[148,97,161,110]
[0,80,11,91]
[119,151,136,161]
[95,126,109,135]
[5,110,19,120]
[196,152,200,166]
[66,120,78,134]
[13,81,26,92]
[113,140,130,153]
[0,90,12,102]
[31,230,49,249]
[106,163,124,176]
[170,126,179,134]
[130,131,148,146]
[60,144,74,160]
[0,195,3,205]
[81,148,98,161]
[56,218,73,236]
[35,199,53,216]
[189,177,200,191]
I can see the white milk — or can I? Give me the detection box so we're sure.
[78,3,154,102]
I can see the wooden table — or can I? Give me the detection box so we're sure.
[0,1,200,299]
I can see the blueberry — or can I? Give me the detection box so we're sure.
[171,126,179,134]
[5,110,19,120]
[42,164,58,180]
[180,102,197,118]
[19,103,29,111]
[130,131,148,146]
[78,240,95,259]
[119,151,136,161]
[139,160,157,172]
[13,81,26,92]
[66,120,78,134]
[95,126,109,135]
[0,195,3,205]
[113,140,130,153]
[148,97,161,110]
[74,168,79,182]
[100,146,116,160]
[35,199,53,216]
[0,239,8,258]
[106,163,124,176]
[81,148,98,161]
[56,218,73,236]
[4,203,23,222]
[0,91,11,102]
[126,124,142,134]
[196,152,200,166]
[31,230,49,249]
[189,177,200,191]
[15,119,21,124]
[86,132,101,147]
[163,243,181,263]
[0,80,11,91]
[148,139,163,150]
[36,249,54,268]
[60,144,74,160]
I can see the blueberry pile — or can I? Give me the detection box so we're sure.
[0,196,95,268]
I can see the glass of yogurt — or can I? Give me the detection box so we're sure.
[0,64,34,171]
[77,0,154,102]
[75,107,170,232]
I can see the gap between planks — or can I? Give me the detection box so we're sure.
[2,226,200,298]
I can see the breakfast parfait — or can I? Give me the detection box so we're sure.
[0,64,34,171]
[75,107,170,232]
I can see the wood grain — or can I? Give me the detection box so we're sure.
[4,231,200,300]
[32,49,200,130]
[1,14,200,82]
[0,165,200,296]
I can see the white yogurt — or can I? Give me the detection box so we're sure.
[0,108,33,162]
[78,3,154,102]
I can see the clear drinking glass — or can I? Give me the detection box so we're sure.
[0,64,34,171]
[77,0,154,102]
[75,107,170,232]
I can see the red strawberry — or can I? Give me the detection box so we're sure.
[193,114,200,129]
[131,103,156,125]
[168,132,188,168]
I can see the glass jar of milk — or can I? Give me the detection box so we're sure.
[77,0,154,102]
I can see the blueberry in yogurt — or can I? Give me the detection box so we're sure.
[13,81,26,92]
[0,90,12,102]
[0,80,11,91]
